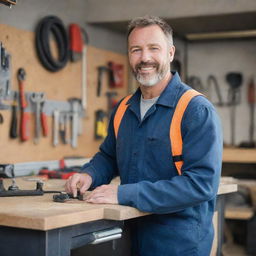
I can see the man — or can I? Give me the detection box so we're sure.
[65,15,223,256]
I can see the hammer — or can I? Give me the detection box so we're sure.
[106,91,118,117]
[97,66,110,97]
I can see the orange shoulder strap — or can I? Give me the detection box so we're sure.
[114,95,132,138]
[170,89,202,175]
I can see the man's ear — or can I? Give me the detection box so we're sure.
[169,45,176,62]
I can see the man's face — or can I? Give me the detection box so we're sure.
[128,25,175,87]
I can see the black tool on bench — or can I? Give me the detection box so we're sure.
[0,179,44,197]
[0,178,62,197]
[0,164,61,197]
[53,190,84,203]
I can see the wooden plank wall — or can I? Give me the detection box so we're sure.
[0,24,129,163]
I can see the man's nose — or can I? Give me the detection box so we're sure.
[140,49,151,62]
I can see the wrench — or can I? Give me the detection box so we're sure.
[53,109,60,146]
[30,92,45,144]
[69,98,81,148]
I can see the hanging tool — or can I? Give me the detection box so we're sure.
[69,24,83,62]
[226,72,243,146]
[59,112,70,144]
[64,112,71,143]
[106,91,118,118]
[40,101,48,137]
[240,77,256,148]
[81,43,87,111]
[0,113,3,125]
[188,76,205,93]
[35,16,69,72]
[0,42,11,110]
[59,113,66,144]
[17,68,30,141]
[95,110,108,140]
[108,62,124,88]
[53,109,60,146]
[69,24,89,111]
[9,92,18,138]
[248,77,255,146]
[30,92,46,144]
[206,75,224,106]
[0,164,14,178]
[69,98,81,148]
[97,66,110,97]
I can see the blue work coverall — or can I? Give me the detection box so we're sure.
[82,72,223,256]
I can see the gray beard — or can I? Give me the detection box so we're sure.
[133,60,170,87]
[136,72,163,87]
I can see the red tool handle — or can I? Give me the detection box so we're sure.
[18,81,27,109]
[50,171,77,179]
[41,112,48,137]
[248,78,256,104]
[20,111,30,141]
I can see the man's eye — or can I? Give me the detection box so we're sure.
[131,48,140,53]
[151,47,159,51]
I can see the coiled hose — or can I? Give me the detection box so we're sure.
[35,16,69,72]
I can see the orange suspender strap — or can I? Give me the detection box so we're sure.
[113,90,202,176]
[170,89,202,175]
[114,95,132,138]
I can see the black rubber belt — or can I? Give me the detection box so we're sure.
[35,16,69,72]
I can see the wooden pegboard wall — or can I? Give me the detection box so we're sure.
[0,24,129,163]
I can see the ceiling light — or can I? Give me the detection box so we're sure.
[186,30,256,40]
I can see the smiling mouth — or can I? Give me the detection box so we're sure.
[136,62,158,73]
[139,67,155,73]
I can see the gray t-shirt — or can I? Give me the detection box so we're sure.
[140,95,159,120]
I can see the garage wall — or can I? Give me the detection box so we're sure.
[187,39,256,146]
[0,0,127,54]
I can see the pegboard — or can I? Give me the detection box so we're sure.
[0,24,128,164]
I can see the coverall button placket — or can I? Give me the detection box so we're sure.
[128,115,142,183]
[130,110,154,183]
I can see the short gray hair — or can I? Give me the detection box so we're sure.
[127,15,173,45]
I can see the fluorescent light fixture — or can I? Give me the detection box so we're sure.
[186,30,256,40]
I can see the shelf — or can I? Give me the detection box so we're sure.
[223,148,256,163]
[225,206,254,220]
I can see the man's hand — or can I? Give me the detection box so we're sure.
[65,173,92,197]
[86,184,118,204]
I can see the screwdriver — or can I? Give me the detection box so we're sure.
[9,92,18,139]
[17,68,30,141]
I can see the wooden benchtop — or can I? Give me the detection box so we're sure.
[0,177,237,231]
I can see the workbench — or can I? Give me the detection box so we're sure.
[0,177,237,256]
